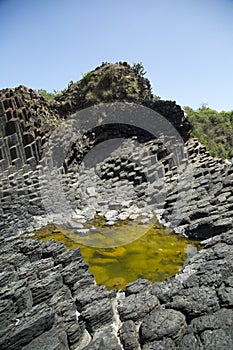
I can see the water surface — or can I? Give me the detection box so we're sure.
[28,216,200,290]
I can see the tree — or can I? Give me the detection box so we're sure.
[37,89,61,101]
[184,106,233,159]
[131,62,147,78]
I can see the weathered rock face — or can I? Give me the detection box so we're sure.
[54,62,192,141]
[161,138,233,239]
[0,62,233,348]
[0,85,59,171]
[1,229,233,349]
[55,62,154,113]
[0,62,194,236]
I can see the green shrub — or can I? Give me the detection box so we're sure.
[184,105,233,159]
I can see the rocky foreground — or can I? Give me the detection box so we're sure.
[0,62,233,349]
[1,229,233,349]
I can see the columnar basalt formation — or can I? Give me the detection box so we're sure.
[0,62,233,349]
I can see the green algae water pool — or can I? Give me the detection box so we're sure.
[27,216,200,290]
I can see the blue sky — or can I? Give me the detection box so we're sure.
[0,0,233,111]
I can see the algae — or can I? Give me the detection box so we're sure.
[27,217,200,290]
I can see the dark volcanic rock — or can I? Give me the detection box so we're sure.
[0,268,18,287]
[187,217,233,239]
[83,327,122,350]
[0,299,17,334]
[30,272,63,305]
[81,298,114,333]
[75,284,116,309]
[61,259,89,289]
[41,240,67,259]
[180,309,233,349]
[119,320,141,350]
[151,277,183,304]
[72,272,96,292]
[142,338,176,350]
[179,333,203,350]
[218,276,233,307]
[19,239,43,262]
[140,308,187,344]
[21,327,69,350]
[1,63,233,349]
[118,290,160,322]
[0,303,55,350]
[166,286,220,320]
[53,247,82,266]
[188,308,233,334]
[200,329,233,350]
[125,278,152,296]
[0,279,33,313]
[0,237,89,350]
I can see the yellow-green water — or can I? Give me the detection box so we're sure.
[26,216,200,290]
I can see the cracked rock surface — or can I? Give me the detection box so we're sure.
[1,229,233,349]
[1,67,233,349]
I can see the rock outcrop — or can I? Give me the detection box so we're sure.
[1,229,233,349]
[0,62,233,349]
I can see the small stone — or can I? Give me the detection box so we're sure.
[86,187,96,197]
[121,200,133,208]
[118,212,129,220]
[106,220,116,226]
[140,218,150,225]
[109,202,122,210]
[68,221,84,229]
[129,214,139,220]
[104,210,118,220]
[75,228,89,235]
[83,207,96,221]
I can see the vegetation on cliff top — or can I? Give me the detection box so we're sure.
[36,62,232,160]
[37,89,62,101]
[184,105,233,159]
[53,62,158,114]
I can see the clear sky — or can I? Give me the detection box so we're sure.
[0,0,233,111]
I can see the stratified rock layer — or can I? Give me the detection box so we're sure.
[0,62,233,349]
[1,229,233,349]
